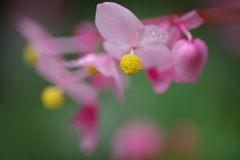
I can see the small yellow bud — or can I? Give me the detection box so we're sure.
[120,54,143,76]
[87,65,100,76]
[41,86,64,110]
[23,44,39,66]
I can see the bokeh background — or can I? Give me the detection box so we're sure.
[1,0,240,159]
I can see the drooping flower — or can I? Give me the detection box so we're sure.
[171,38,208,83]
[70,101,99,154]
[64,53,125,102]
[112,119,164,160]
[95,2,170,76]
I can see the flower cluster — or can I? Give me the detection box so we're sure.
[17,2,208,154]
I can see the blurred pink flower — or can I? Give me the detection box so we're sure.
[112,120,164,160]
[17,15,98,103]
[70,101,99,154]
[53,21,103,56]
[64,53,126,103]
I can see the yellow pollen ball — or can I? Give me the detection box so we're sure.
[120,54,143,76]
[23,44,39,67]
[87,65,100,76]
[41,86,64,110]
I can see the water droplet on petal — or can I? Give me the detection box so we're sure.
[159,33,164,38]
[144,36,148,40]
[148,26,152,29]
[151,31,156,35]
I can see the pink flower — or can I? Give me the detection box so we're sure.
[95,2,170,72]
[70,101,99,154]
[171,38,208,83]
[112,120,164,160]
[64,53,125,102]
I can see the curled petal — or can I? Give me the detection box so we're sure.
[136,44,172,70]
[95,2,144,45]
[171,39,208,83]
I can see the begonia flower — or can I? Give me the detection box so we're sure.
[64,53,125,102]
[112,120,164,160]
[95,2,170,76]
[70,101,99,154]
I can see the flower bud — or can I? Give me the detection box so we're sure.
[171,39,208,83]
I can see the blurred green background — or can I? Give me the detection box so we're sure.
[1,0,240,159]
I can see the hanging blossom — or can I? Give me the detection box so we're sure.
[17,16,104,154]
[142,10,208,91]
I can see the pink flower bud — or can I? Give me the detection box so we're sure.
[112,120,164,160]
[171,38,208,83]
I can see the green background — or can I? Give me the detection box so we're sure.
[1,0,240,159]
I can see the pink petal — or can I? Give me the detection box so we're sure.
[103,41,129,60]
[35,55,76,90]
[171,39,208,83]
[141,15,170,26]
[80,126,98,154]
[17,15,58,56]
[71,102,99,154]
[138,25,168,47]
[108,60,125,103]
[146,68,172,94]
[65,82,98,104]
[95,2,144,46]
[136,44,172,70]
[64,53,113,76]
[180,10,205,30]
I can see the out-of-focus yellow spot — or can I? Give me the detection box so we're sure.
[120,54,142,76]
[23,43,39,67]
[41,86,64,110]
[87,65,100,76]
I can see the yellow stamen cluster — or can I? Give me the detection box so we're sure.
[41,86,64,110]
[87,65,100,76]
[120,54,142,76]
[23,44,39,67]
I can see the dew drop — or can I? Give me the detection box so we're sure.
[159,33,164,38]
[148,26,152,29]
[151,31,156,35]
[144,36,148,40]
